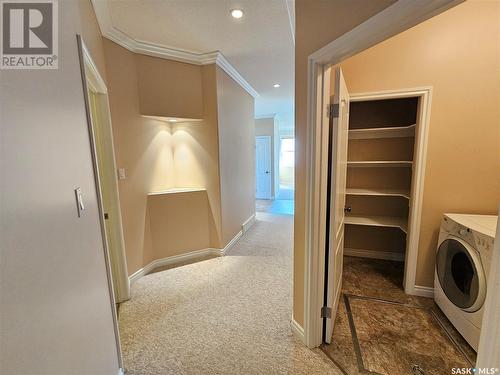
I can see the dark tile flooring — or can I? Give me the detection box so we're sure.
[321,256,476,375]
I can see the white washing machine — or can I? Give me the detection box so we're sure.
[434,213,497,351]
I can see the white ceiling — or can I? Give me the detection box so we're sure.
[106,0,295,129]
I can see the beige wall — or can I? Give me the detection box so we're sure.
[216,67,256,244]
[136,54,204,119]
[103,42,255,275]
[255,117,276,197]
[148,190,212,258]
[1,1,120,373]
[294,0,397,327]
[103,40,222,275]
[338,0,500,287]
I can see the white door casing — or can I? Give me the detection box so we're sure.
[256,136,272,199]
[77,35,125,372]
[303,0,460,351]
[324,67,350,343]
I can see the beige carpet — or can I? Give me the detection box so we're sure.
[118,212,341,374]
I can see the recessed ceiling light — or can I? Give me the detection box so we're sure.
[168,119,177,123]
[231,9,244,19]
[273,83,280,88]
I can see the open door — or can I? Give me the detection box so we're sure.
[323,66,350,343]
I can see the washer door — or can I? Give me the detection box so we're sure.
[436,236,486,312]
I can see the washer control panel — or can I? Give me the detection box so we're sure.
[441,216,494,255]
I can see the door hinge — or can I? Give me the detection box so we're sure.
[321,306,332,319]
[327,103,339,119]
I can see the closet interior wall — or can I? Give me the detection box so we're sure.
[344,97,419,264]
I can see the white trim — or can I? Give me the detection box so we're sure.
[291,316,305,343]
[410,285,435,298]
[242,214,256,233]
[344,248,404,262]
[215,53,259,98]
[118,369,125,375]
[303,0,458,348]
[129,227,244,284]
[81,40,131,304]
[350,87,433,297]
[90,1,258,98]
[476,206,500,370]
[284,0,295,45]
[77,35,125,372]
[81,42,107,94]
[129,248,221,284]
[309,0,463,65]
[303,60,326,348]
[221,230,243,255]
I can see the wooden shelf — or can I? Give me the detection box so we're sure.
[148,188,206,196]
[349,124,416,139]
[345,215,408,233]
[346,188,410,199]
[347,161,412,168]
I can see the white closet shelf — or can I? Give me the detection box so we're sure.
[348,124,416,139]
[345,215,408,233]
[347,161,413,168]
[346,188,410,199]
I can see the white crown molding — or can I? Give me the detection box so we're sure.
[90,0,258,98]
[215,53,259,97]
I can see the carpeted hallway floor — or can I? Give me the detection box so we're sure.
[118,211,342,375]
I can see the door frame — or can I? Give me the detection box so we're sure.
[77,35,126,371]
[277,135,295,199]
[255,135,273,199]
[349,88,432,298]
[302,0,461,348]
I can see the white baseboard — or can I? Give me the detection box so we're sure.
[220,229,243,256]
[410,285,434,298]
[129,247,220,284]
[291,316,305,343]
[242,213,256,233]
[129,226,246,284]
[344,247,405,262]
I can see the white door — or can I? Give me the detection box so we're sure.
[255,136,272,199]
[324,66,350,343]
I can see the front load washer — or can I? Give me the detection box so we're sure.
[434,213,497,351]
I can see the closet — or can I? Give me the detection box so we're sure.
[343,97,419,263]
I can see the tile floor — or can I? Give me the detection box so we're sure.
[321,256,476,375]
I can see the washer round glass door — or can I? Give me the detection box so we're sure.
[436,236,486,312]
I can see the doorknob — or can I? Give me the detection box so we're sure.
[104,213,109,220]
[344,206,352,213]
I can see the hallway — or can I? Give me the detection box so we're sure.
[118,212,342,374]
